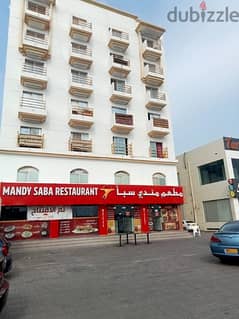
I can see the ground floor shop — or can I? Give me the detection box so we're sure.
[0,182,184,240]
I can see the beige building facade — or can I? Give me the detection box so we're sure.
[177,137,239,231]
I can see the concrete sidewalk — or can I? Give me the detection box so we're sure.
[11,230,193,251]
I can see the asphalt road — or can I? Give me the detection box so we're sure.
[2,232,239,319]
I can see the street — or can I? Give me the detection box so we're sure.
[2,232,239,319]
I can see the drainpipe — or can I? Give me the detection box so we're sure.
[184,152,197,223]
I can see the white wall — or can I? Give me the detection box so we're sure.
[0,152,178,185]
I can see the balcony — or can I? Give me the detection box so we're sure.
[18,97,47,123]
[108,29,129,53]
[69,75,93,98]
[109,56,130,78]
[142,64,164,86]
[69,46,92,70]
[70,17,92,42]
[18,133,44,148]
[20,32,50,60]
[24,1,51,31]
[142,40,162,62]
[111,143,133,156]
[111,113,134,134]
[148,118,170,138]
[69,138,92,152]
[21,63,47,90]
[110,83,132,105]
[149,147,168,159]
[146,91,167,111]
[68,106,94,129]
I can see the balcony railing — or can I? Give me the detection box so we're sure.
[19,97,47,123]
[71,106,93,117]
[148,118,170,138]
[72,46,92,56]
[22,63,47,76]
[21,62,47,89]
[72,18,92,29]
[111,113,134,134]
[112,83,131,94]
[110,83,132,105]
[111,143,133,156]
[146,91,167,111]
[69,46,93,69]
[109,56,130,78]
[72,75,92,85]
[25,1,51,30]
[20,96,45,109]
[18,133,44,148]
[149,147,168,159]
[108,29,129,52]
[27,1,50,16]
[70,17,92,42]
[152,118,169,128]
[114,113,133,126]
[142,64,164,86]
[69,138,92,152]
[111,29,129,41]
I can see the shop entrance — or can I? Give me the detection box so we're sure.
[149,205,163,231]
[114,205,134,233]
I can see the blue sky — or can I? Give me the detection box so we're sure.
[0,0,239,155]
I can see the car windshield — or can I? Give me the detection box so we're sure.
[186,221,194,223]
[219,223,239,233]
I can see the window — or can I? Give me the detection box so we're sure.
[144,62,156,72]
[72,42,87,51]
[112,29,122,38]
[199,159,226,185]
[146,87,158,99]
[20,126,42,135]
[142,37,154,48]
[232,159,239,179]
[203,199,232,222]
[71,132,89,140]
[28,1,46,15]
[17,166,39,182]
[153,173,166,185]
[70,169,88,183]
[148,112,160,120]
[111,79,125,92]
[22,91,43,100]
[71,69,88,83]
[115,171,129,184]
[72,206,98,217]
[24,59,45,74]
[1,206,27,221]
[150,141,163,158]
[26,29,45,40]
[71,99,88,108]
[113,137,128,155]
[112,106,127,114]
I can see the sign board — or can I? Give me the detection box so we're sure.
[0,182,184,206]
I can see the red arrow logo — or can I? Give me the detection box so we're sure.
[200,1,207,10]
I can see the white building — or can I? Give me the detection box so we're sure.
[177,137,239,231]
[0,0,183,240]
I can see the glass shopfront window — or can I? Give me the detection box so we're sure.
[1,206,27,221]
[72,206,98,217]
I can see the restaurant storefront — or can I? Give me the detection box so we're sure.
[0,182,184,241]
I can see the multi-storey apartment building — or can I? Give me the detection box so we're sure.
[0,0,183,240]
[177,137,239,231]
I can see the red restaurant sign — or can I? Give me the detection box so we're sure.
[0,183,184,206]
